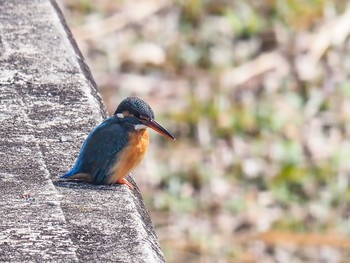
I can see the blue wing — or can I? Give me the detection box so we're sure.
[62,117,129,184]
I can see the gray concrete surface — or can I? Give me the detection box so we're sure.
[0,0,165,262]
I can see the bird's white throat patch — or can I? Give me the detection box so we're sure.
[134,124,148,130]
[116,113,124,118]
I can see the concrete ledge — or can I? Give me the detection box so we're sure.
[0,0,165,262]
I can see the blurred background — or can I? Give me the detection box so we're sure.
[58,0,350,262]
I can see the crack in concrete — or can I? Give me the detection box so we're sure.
[0,72,79,261]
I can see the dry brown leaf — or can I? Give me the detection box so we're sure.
[259,231,350,249]
[72,0,172,41]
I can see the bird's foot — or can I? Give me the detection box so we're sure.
[117,178,134,190]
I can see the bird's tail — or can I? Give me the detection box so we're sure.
[60,171,92,182]
[60,169,75,179]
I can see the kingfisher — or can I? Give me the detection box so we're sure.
[61,97,175,189]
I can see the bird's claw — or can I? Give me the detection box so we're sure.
[117,178,134,190]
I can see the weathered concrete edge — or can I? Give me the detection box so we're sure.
[48,1,166,261]
[50,0,107,119]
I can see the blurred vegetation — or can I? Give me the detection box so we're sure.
[60,0,350,262]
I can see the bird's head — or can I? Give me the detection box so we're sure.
[114,97,175,140]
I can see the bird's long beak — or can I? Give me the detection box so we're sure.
[144,119,176,140]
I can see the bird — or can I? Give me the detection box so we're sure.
[61,97,175,189]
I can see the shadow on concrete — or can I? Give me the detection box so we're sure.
[53,176,138,191]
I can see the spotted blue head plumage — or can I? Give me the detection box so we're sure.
[114,97,155,120]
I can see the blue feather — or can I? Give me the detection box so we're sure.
[61,116,130,184]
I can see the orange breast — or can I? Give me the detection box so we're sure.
[107,129,149,184]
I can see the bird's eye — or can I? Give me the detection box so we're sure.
[133,112,141,119]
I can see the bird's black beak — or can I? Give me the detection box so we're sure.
[143,119,176,140]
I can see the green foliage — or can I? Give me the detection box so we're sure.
[224,3,263,38]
